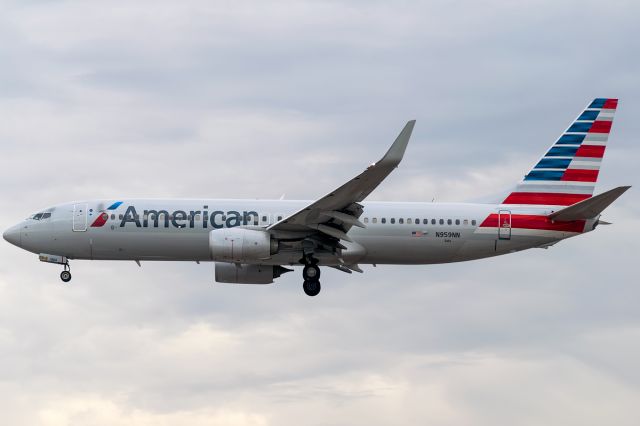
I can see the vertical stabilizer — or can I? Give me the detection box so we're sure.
[503,98,618,206]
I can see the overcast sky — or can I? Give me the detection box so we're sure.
[1,1,639,425]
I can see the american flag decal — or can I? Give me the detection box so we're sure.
[412,231,425,237]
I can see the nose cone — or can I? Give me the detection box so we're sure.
[3,224,21,247]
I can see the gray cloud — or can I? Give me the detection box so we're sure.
[1,0,639,425]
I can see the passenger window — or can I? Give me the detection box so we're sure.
[119,214,123,220]
[472,220,477,226]
[406,218,411,224]
[423,219,428,224]
[432,219,436,225]
[455,219,460,225]
[262,215,267,223]
[391,218,395,224]
[447,219,452,225]
[364,217,369,224]
[381,218,386,224]
[399,218,404,224]
[463,219,469,225]
[439,219,444,225]
[111,214,115,220]
[42,212,51,219]
[372,218,377,223]
[414,218,419,224]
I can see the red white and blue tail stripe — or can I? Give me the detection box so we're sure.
[503,98,617,207]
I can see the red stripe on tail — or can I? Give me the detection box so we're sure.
[588,121,612,133]
[561,169,599,182]
[575,145,605,158]
[503,192,591,206]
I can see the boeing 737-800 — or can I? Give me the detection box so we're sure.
[3,98,630,296]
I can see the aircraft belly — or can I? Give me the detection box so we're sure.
[452,237,497,261]
[358,235,464,265]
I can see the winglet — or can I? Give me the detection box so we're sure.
[378,120,416,167]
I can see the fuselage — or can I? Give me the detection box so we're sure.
[4,199,595,266]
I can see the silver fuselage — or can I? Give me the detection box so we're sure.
[4,199,594,266]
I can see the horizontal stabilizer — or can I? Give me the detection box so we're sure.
[549,186,630,221]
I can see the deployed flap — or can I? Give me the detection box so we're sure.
[549,186,630,221]
[269,120,416,235]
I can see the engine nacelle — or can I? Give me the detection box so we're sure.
[215,263,290,284]
[209,228,277,263]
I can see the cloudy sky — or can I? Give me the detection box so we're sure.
[1,0,639,424]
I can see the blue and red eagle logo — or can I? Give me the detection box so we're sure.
[90,201,122,227]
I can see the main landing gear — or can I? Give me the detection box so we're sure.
[303,279,321,297]
[60,263,71,283]
[301,256,321,296]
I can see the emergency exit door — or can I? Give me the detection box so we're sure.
[73,203,88,232]
[498,209,511,240]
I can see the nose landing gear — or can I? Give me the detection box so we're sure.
[60,263,71,283]
[38,254,72,283]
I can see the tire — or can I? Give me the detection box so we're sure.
[303,264,321,281]
[303,279,321,297]
[60,270,72,282]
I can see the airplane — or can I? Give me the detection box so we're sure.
[3,98,630,296]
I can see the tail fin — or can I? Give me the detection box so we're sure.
[503,98,618,206]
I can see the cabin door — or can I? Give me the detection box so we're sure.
[498,210,511,240]
[73,203,88,232]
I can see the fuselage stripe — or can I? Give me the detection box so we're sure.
[480,214,586,233]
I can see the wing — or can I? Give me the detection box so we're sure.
[268,121,416,245]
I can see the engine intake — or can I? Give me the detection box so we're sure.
[209,228,278,263]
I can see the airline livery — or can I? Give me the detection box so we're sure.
[3,99,630,296]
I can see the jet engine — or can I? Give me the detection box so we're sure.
[209,228,278,263]
[215,263,291,284]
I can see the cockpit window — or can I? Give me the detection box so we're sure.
[29,212,52,220]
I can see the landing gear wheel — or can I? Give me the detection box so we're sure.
[60,270,72,282]
[303,264,321,281]
[303,279,321,297]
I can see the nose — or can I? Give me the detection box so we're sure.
[3,224,21,247]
